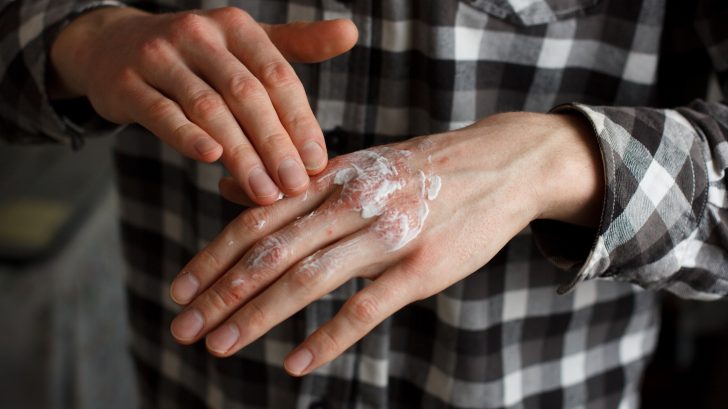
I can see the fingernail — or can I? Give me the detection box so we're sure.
[285,347,313,375]
[194,139,219,156]
[206,323,240,353]
[170,309,204,340]
[300,141,325,170]
[249,166,279,198]
[170,272,199,304]
[278,158,308,190]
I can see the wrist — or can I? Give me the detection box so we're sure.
[533,112,604,228]
[421,111,604,230]
[49,6,147,98]
[418,113,557,229]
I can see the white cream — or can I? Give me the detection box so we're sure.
[320,147,442,252]
[328,150,408,220]
[426,175,441,200]
[246,236,286,269]
[295,237,361,281]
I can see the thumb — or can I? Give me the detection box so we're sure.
[260,19,358,63]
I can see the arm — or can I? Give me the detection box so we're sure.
[2,2,359,204]
[531,1,728,299]
[533,102,727,299]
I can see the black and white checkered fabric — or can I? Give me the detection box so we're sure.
[2,0,728,408]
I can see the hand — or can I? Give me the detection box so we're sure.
[49,7,358,204]
[168,112,604,375]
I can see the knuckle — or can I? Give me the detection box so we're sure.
[169,13,210,40]
[187,90,226,121]
[261,132,291,147]
[222,272,246,299]
[225,142,256,167]
[198,247,222,271]
[168,122,195,147]
[282,112,318,136]
[313,326,340,354]
[207,282,239,309]
[246,301,267,332]
[116,67,137,87]
[228,74,266,103]
[290,254,327,289]
[239,206,272,232]
[147,99,177,122]
[138,37,168,61]
[245,235,288,270]
[346,295,380,326]
[212,7,251,25]
[258,60,297,88]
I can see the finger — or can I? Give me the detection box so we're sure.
[172,197,370,345]
[218,176,256,207]
[124,78,222,163]
[186,43,310,197]
[169,182,333,308]
[260,19,359,63]
[203,228,393,356]
[284,263,415,376]
[229,35,328,174]
[142,57,282,204]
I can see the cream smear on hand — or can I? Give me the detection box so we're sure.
[322,147,441,251]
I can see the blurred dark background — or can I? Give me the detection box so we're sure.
[0,137,137,409]
[0,80,725,409]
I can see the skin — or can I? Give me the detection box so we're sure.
[168,111,605,376]
[49,7,359,204]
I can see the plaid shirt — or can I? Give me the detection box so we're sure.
[2,0,728,408]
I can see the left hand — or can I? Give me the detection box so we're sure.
[167,112,604,376]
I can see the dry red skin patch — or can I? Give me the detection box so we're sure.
[246,236,287,270]
[319,147,440,251]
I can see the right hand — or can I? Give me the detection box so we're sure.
[49,7,358,204]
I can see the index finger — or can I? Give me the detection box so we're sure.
[226,21,328,174]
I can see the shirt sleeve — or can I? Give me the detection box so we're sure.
[531,2,728,300]
[0,0,127,148]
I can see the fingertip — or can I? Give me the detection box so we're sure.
[284,347,314,376]
[332,18,359,50]
[250,193,282,206]
[314,19,358,59]
[305,156,328,175]
[299,140,327,172]
[277,158,310,192]
[248,165,283,201]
